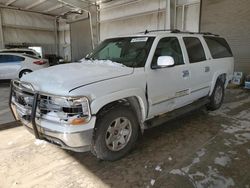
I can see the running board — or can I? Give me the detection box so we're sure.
[145,97,210,129]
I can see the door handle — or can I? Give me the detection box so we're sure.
[205,66,210,72]
[182,70,189,78]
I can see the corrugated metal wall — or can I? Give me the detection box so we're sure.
[1,8,56,55]
[99,0,200,41]
[200,0,250,74]
[99,0,167,41]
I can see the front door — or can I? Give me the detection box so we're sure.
[146,37,192,118]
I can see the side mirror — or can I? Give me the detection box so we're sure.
[157,56,175,68]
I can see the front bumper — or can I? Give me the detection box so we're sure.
[23,117,96,152]
[9,79,96,152]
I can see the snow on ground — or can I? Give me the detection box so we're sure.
[155,165,162,172]
[169,94,250,188]
[247,149,250,155]
[150,179,155,186]
[214,155,231,167]
[34,139,47,147]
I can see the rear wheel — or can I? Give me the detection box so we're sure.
[92,106,139,161]
[19,70,32,78]
[207,79,225,111]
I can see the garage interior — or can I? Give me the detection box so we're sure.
[0,0,249,187]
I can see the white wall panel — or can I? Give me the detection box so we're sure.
[200,0,250,74]
[100,11,166,40]
[100,0,167,41]
[2,9,54,30]
[0,8,56,55]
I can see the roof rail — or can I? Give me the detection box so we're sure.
[138,29,181,34]
[139,29,219,36]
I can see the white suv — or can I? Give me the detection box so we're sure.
[9,30,234,161]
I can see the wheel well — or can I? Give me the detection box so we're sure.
[19,69,32,78]
[96,97,144,133]
[217,73,226,84]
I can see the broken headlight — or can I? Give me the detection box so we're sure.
[39,96,91,126]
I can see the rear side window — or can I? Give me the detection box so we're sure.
[204,37,233,59]
[0,55,24,63]
[183,37,206,63]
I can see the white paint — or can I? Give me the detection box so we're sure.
[21,60,133,95]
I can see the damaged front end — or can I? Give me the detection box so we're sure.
[9,79,96,152]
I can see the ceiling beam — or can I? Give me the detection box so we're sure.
[5,0,18,6]
[24,0,48,10]
[45,4,64,12]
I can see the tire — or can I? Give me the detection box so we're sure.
[92,106,139,161]
[19,70,32,78]
[207,79,225,111]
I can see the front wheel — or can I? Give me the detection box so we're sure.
[92,106,139,161]
[207,79,225,111]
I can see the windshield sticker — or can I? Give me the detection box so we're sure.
[131,37,148,43]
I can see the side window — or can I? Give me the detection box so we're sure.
[0,55,24,63]
[204,36,233,59]
[183,37,206,63]
[11,55,25,62]
[152,37,184,67]
[0,55,5,63]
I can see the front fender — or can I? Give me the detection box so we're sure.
[90,88,148,121]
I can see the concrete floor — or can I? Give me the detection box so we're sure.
[0,81,14,125]
[0,83,249,188]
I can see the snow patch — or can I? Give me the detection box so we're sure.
[155,165,162,172]
[247,149,250,155]
[150,179,155,186]
[214,155,231,167]
[34,139,47,146]
[196,148,206,157]
[194,166,235,188]
[80,59,124,68]
[170,169,185,176]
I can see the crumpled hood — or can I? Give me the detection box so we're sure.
[21,60,133,95]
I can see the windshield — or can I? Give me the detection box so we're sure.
[87,37,155,67]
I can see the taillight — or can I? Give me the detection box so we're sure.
[33,60,46,65]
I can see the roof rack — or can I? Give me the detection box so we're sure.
[140,29,219,36]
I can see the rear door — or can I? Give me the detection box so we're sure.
[146,37,192,118]
[182,37,211,100]
[0,55,23,79]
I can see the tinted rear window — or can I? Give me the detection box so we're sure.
[183,37,206,63]
[204,36,233,59]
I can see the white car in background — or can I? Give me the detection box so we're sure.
[0,53,49,79]
[0,48,41,58]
